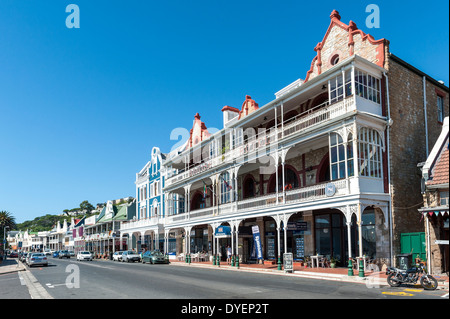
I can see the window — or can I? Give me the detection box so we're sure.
[220,172,232,204]
[347,133,354,177]
[329,74,344,104]
[330,133,346,180]
[331,54,340,66]
[357,127,383,178]
[440,191,449,206]
[437,95,444,123]
[355,69,381,104]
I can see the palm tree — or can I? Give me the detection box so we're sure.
[0,210,16,238]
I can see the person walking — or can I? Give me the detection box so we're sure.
[226,245,232,265]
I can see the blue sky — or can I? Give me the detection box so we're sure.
[1,1,448,223]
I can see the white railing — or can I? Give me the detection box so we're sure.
[165,96,356,188]
[120,217,160,230]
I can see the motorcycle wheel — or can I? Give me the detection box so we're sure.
[420,275,438,290]
[387,273,402,287]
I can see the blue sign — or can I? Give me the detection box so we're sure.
[215,226,231,238]
[252,226,263,260]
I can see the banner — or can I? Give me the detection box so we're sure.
[252,225,263,260]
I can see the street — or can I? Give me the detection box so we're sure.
[2,257,448,302]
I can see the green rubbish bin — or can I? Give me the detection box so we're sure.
[397,254,412,270]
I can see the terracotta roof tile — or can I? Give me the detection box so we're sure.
[427,147,449,185]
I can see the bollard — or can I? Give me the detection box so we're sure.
[231,255,235,267]
[236,255,239,269]
[348,258,354,276]
[277,256,282,271]
[359,259,365,277]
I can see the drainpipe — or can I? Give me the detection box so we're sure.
[423,76,429,157]
[384,72,394,267]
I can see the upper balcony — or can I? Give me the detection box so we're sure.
[164,55,386,191]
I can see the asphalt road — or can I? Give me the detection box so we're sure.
[10,257,446,302]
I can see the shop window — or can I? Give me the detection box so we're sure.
[357,127,383,178]
[361,210,376,258]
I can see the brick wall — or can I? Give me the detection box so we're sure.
[386,55,449,257]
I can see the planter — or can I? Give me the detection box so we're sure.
[330,263,336,268]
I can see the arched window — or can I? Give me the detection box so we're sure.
[268,166,300,193]
[243,175,256,199]
[357,127,383,178]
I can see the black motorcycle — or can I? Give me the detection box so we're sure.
[386,262,438,290]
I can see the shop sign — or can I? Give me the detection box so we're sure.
[283,253,293,273]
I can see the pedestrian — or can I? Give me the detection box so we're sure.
[226,245,232,265]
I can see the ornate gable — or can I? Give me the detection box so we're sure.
[304,10,389,82]
[187,113,211,149]
[238,95,259,120]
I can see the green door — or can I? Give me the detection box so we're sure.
[400,232,427,261]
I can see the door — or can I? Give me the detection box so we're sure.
[400,232,426,261]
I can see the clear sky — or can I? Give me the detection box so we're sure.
[1,0,448,223]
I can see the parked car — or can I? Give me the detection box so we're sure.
[112,251,123,262]
[76,251,93,261]
[25,252,34,264]
[43,249,52,256]
[59,250,70,259]
[121,250,141,263]
[53,251,60,258]
[9,251,18,258]
[68,250,75,257]
[27,253,48,267]
[141,250,170,264]
[19,252,28,262]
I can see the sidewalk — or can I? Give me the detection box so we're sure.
[169,259,449,290]
[0,258,26,275]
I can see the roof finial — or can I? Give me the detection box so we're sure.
[330,10,341,21]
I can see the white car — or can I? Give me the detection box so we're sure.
[76,251,93,261]
[113,251,123,261]
[121,250,141,262]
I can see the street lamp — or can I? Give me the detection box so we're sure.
[3,225,9,260]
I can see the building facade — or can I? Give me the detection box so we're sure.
[156,10,449,269]
[420,117,449,275]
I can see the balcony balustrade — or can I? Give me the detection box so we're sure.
[165,95,356,188]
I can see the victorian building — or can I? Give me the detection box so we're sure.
[155,10,449,269]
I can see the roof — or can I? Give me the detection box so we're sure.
[423,117,449,188]
[427,147,449,186]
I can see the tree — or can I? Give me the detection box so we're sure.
[79,200,94,213]
[0,211,16,252]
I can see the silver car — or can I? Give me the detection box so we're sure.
[27,253,48,267]
[121,250,141,263]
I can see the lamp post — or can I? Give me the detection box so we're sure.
[3,226,9,261]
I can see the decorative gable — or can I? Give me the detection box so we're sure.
[238,95,259,120]
[187,113,211,149]
[304,10,389,82]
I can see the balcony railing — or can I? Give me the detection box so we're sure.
[165,96,356,188]
[120,216,160,230]
[163,179,350,225]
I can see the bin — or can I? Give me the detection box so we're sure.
[397,254,412,270]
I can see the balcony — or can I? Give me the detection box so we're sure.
[121,216,161,230]
[165,178,351,225]
[165,95,356,188]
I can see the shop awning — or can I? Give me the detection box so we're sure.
[418,206,449,216]
[215,226,231,238]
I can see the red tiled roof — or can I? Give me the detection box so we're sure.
[427,147,449,185]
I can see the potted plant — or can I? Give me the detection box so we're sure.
[330,256,339,268]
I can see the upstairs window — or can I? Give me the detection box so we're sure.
[437,95,444,123]
[355,70,381,104]
[440,191,449,206]
[357,127,383,178]
[329,74,344,104]
[330,133,346,180]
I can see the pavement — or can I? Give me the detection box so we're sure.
[1,257,448,292]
